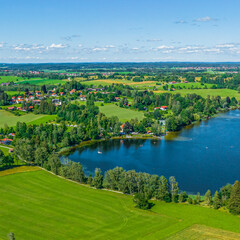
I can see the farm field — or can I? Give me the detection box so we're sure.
[1,170,240,239]
[155,88,240,99]
[0,110,56,128]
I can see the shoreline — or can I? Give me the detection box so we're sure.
[58,107,239,155]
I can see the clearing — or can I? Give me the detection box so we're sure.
[0,110,56,128]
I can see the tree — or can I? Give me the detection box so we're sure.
[187,197,193,204]
[228,181,240,215]
[196,192,201,204]
[156,176,169,201]
[133,193,151,210]
[213,191,222,209]
[179,192,188,203]
[123,121,132,134]
[8,232,15,240]
[204,189,212,206]
[48,154,61,175]
[87,174,93,186]
[93,168,103,189]
[169,176,179,202]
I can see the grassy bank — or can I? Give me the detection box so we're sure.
[1,170,240,239]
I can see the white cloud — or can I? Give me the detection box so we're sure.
[216,44,235,48]
[156,45,174,50]
[46,43,67,50]
[175,20,187,24]
[105,45,115,48]
[195,16,215,22]
[92,47,107,51]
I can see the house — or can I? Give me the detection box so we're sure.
[28,106,34,110]
[16,99,23,104]
[70,89,76,94]
[1,138,13,145]
[9,148,14,153]
[8,133,15,137]
[51,93,58,97]
[33,99,41,105]
[154,107,161,110]
[79,95,86,101]
[120,123,125,133]
[8,107,15,111]
[52,99,61,106]
[115,97,120,101]
[28,95,35,101]
[59,92,65,96]
[160,106,168,111]
[36,91,41,96]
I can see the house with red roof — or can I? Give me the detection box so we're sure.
[70,89,76,94]
[160,106,168,111]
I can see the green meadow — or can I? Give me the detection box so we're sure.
[0,110,56,128]
[99,103,145,122]
[154,88,240,99]
[1,169,240,240]
[72,101,145,122]
[17,78,65,85]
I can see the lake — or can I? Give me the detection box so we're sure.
[65,110,240,194]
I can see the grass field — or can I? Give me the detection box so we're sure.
[99,104,145,122]
[1,170,240,239]
[155,88,240,99]
[0,110,56,128]
[0,76,25,83]
[72,101,145,122]
[17,78,65,85]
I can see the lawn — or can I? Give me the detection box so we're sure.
[1,170,240,239]
[0,110,56,128]
[155,88,240,99]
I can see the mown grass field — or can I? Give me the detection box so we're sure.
[0,76,25,83]
[0,110,56,128]
[1,170,240,240]
[17,78,65,85]
[155,88,240,99]
[99,104,145,122]
[72,101,145,122]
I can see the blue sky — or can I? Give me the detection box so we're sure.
[1,0,240,62]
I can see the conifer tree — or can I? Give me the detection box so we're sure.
[228,181,240,215]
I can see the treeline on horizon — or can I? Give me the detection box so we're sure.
[1,62,240,71]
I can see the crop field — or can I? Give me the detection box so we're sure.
[0,110,56,128]
[156,88,240,99]
[1,170,240,240]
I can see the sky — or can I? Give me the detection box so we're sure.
[1,0,240,63]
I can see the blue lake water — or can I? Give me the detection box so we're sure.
[66,110,240,194]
